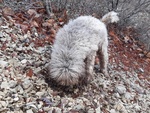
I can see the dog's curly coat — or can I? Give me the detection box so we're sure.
[49,11,119,86]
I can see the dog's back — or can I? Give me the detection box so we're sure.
[54,16,107,58]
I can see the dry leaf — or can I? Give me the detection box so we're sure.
[20,23,29,33]
[53,23,60,30]
[42,22,52,27]
[27,9,37,16]
[50,28,56,35]
[138,74,145,79]
[2,7,14,16]
[146,52,150,58]
[58,18,63,22]
[1,43,7,51]
[109,31,122,45]
[26,69,33,77]
[47,19,54,24]
[10,34,17,42]
[42,19,55,27]
[31,20,39,28]
[145,58,150,63]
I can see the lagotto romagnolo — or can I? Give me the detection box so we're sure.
[48,11,119,86]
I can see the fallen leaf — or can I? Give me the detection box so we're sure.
[10,34,17,42]
[146,52,150,58]
[58,18,63,22]
[45,35,54,43]
[53,23,60,30]
[47,19,54,24]
[109,31,122,45]
[26,68,33,77]
[145,58,150,63]
[31,20,39,27]
[1,43,7,51]
[2,7,14,16]
[50,28,56,35]
[0,60,8,67]
[20,23,29,33]
[42,22,52,27]
[27,9,37,16]
[138,74,145,79]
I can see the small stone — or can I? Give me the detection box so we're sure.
[0,60,8,68]
[48,107,61,113]
[21,59,27,64]
[1,26,9,29]
[114,103,123,111]
[16,85,24,94]
[34,47,45,53]
[138,68,144,73]
[124,92,132,100]
[0,91,5,96]
[73,104,85,111]
[16,46,23,51]
[43,107,51,111]
[37,101,43,109]
[34,32,38,37]
[0,37,6,42]
[22,79,32,89]
[110,109,116,113]
[13,96,19,101]
[87,108,95,113]
[11,43,16,48]
[132,84,145,94]
[95,106,101,113]
[26,109,33,113]
[114,102,127,113]
[1,81,9,89]
[0,101,7,107]
[115,85,126,95]
[36,92,45,98]
[134,104,141,111]
[8,80,17,88]
[114,93,120,98]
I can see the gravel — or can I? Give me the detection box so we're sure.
[0,16,150,113]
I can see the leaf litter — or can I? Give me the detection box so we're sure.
[0,6,150,113]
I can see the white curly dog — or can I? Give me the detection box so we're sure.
[49,11,119,86]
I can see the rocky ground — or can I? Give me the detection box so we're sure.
[0,5,150,113]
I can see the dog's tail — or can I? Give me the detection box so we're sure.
[101,11,119,24]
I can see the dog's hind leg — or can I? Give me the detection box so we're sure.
[98,39,109,76]
[84,51,96,83]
